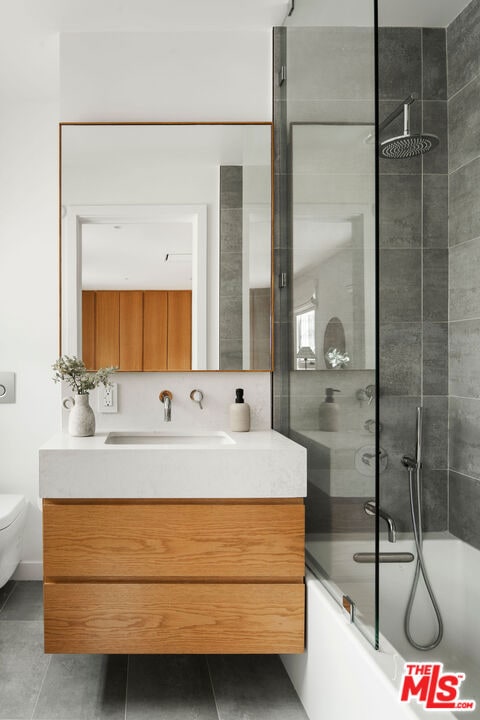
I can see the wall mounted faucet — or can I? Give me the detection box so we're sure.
[364,500,397,543]
[190,389,204,409]
[159,390,173,422]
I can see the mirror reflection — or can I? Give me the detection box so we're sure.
[292,123,375,371]
[60,123,273,371]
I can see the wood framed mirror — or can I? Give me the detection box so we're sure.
[60,122,273,371]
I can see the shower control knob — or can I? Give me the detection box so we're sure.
[364,419,383,434]
[355,445,388,476]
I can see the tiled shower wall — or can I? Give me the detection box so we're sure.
[219,166,243,370]
[378,27,449,531]
[447,0,480,550]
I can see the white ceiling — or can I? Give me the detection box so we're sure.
[284,0,471,28]
[82,222,193,290]
[0,0,290,32]
[2,0,470,35]
[378,0,472,28]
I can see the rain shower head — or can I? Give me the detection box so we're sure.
[380,132,439,159]
[378,94,439,159]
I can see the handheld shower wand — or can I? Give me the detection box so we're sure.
[402,407,443,651]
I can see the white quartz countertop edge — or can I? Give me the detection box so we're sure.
[39,430,307,499]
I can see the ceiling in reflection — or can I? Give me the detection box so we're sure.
[284,0,472,27]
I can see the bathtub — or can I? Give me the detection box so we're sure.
[282,534,480,720]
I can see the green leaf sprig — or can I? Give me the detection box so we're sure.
[52,355,116,395]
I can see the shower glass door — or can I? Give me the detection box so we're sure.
[279,0,379,647]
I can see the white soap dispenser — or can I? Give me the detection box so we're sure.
[229,388,251,432]
[318,387,340,432]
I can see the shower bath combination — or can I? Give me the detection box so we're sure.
[377,93,439,159]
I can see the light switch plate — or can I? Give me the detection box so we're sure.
[0,372,15,403]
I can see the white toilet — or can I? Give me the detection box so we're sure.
[0,495,27,588]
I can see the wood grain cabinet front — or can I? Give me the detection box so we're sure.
[42,499,305,654]
[82,289,192,371]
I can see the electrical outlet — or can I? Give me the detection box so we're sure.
[98,383,118,413]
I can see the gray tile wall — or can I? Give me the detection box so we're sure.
[378,27,448,531]
[219,166,243,370]
[448,0,480,550]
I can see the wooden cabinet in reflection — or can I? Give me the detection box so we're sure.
[82,290,192,371]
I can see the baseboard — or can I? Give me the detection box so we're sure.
[13,561,43,581]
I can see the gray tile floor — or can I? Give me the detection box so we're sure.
[0,582,308,720]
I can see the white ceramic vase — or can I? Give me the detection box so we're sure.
[64,393,95,437]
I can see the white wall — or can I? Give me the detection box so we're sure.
[0,20,273,575]
[60,32,272,121]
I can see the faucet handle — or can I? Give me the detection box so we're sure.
[159,390,173,404]
[190,389,204,410]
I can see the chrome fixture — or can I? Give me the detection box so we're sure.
[402,406,444,651]
[379,94,439,159]
[364,500,397,543]
[190,389,204,410]
[355,445,388,476]
[356,384,376,405]
[364,418,382,434]
[353,552,414,564]
[361,449,387,466]
[159,390,173,422]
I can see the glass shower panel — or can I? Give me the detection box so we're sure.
[284,2,378,646]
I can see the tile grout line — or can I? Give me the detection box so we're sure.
[29,648,52,720]
[205,656,222,720]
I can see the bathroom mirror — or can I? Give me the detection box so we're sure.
[60,123,273,371]
[292,123,375,370]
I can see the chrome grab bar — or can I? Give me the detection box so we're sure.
[353,552,414,564]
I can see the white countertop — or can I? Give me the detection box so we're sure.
[291,428,373,451]
[39,430,307,499]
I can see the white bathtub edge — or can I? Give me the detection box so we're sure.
[281,572,441,720]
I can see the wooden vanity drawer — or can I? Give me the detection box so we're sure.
[43,500,305,580]
[43,581,305,654]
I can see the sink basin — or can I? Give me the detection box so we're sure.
[105,431,235,446]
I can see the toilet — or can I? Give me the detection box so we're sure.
[0,495,27,588]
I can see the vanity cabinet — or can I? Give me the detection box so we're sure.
[42,498,305,654]
[82,289,192,371]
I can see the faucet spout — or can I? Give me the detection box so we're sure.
[364,500,397,543]
[159,391,173,422]
[164,395,171,422]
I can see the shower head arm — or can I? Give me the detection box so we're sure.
[379,93,417,134]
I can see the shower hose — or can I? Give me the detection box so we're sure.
[403,459,444,651]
